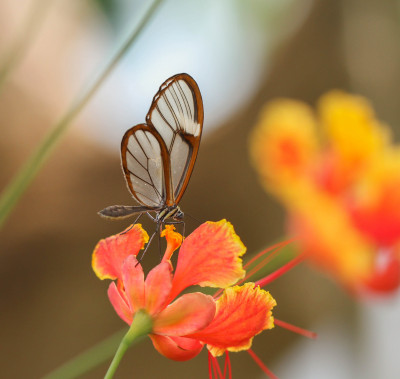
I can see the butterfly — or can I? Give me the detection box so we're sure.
[99,73,204,238]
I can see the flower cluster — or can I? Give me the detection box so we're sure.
[92,220,276,362]
[250,91,400,295]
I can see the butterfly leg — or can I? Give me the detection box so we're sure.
[119,212,144,235]
[146,212,156,221]
[158,221,164,260]
[184,212,203,227]
[136,222,159,264]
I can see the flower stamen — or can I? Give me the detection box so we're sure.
[247,349,279,379]
[212,240,293,300]
[274,318,317,339]
[241,240,294,284]
[243,239,295,270]
[223,352,232,379]
[255,254,306,288]
[208,352,223,379]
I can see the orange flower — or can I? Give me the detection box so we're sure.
[93,220,276,361]
[250,91,400,294]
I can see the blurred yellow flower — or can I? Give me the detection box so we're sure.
[250,99,318,192]
[250,91,400,295]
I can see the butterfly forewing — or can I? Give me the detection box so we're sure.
[146,74,203,204]
[170,133,190,197]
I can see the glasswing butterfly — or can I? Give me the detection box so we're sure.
[99,73,204,244]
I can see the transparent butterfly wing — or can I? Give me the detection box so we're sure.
[121,124,168,208]
[146,73,204,204]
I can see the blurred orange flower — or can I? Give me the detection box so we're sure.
[93,220,276,361]
[250,91,400,295]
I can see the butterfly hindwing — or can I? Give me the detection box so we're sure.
[121,124,170,208]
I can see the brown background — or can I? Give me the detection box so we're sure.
[1,0,400,378]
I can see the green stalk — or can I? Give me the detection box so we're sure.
[104,311,153,379]
[0,0,164,229]
[42,310,152,379]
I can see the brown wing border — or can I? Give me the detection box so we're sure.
[120,123,171,208]
[145,73,204,205]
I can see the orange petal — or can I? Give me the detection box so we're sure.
[153,293,216,336]
[149,335,203,361]
[161,225,183,261]
[169,220,246,300]
[145,261,173,316]
[92,224,149,280]
[288,188,374,287]
[121,255,145,311]
[188,283,276,357]
[107,282,133,325]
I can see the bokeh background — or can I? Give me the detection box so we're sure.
[1,0,400,378]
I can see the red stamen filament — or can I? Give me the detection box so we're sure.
[209,353,218,379]
[241,245,289,284]
[209,352,224,379]
[244,239,294,270]
[255,254,305,288]
[223,352,232,379]
[274,318,317,339]
[213,240,293,299]
[247,349,279,379]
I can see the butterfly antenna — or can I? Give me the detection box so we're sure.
[120,213,144,235]
[182,220,186,240]
[185,212,203,226]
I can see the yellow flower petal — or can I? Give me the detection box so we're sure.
[250,99,318,192]
[319,91,389,167]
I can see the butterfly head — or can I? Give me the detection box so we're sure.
[173,207,184,221]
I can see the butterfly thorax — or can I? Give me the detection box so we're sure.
[156,205,183,223]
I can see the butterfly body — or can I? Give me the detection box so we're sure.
[99,73,203,229]
[155,205,183,222]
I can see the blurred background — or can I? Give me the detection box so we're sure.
[1,0,400,377]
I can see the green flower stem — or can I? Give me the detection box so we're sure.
[43,310,152,379]
[104,311,153,379]
[0,0,164,229]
